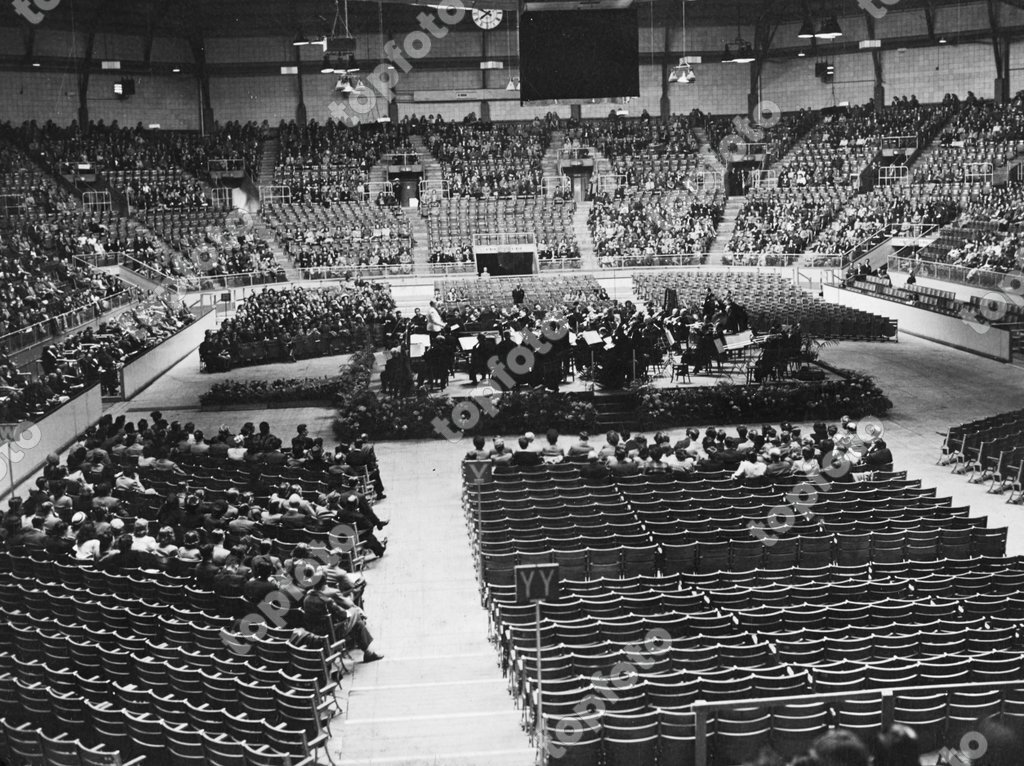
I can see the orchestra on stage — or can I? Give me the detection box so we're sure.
[380,287,806,394]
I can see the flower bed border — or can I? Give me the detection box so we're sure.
[201,353,892,439]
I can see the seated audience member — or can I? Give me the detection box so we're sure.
[242,556,280,606]
[872,724,921,766]
[812,729,870,766]
[541,429,564,462]
[490,439,513,465]
[511,436,542,466]
[130,519,158,553]
[567,431,593,458]
[193,544,221,589]
[862,438,894,469]
[465,434,492,460]
[300,565,383,662]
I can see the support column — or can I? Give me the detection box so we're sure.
[987,0,1010,104]
[864,11,885,112]
[294,46,307,125]
[660,7,673,122]
[77,0,109,127]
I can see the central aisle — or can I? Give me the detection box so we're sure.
[329,438,537,766]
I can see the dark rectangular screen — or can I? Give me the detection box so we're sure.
[519,9,639,102]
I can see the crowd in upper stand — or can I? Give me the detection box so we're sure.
[914,91,1024,182]
[13,95,1024,284]
[15,119,266,181]
[0,297,194,422]
[810,188,960,255]
[276,119,414,202]
[702,108,818,168]
[424,117,552,198]
[0,134,75,216]
[728,188,850,263]
[265,200,412,274]
[0,219,133,337]
[588,190,723,265]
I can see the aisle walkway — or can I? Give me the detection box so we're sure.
[329,438,535,765]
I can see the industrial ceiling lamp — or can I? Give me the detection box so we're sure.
[670,1,697,83]
[669,60,696,83]
[503,14,520,91]
[320,54,335,73]
[797,18,816,39]
[726,1,755,64]
[816,14,843,39]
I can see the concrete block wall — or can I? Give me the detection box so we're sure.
[0,1,1018,131]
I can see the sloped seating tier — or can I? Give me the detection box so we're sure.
[918,205,1024,276]
[424,121,550,198]
[107,168,208,211]
[434,274,606,311]
[464,462,1022,765]
[588,190,724,267]
[14,121,265,184]
[275,120,414,201]
[805,185,962,261]
[0,137,75,215]
[0,437,383,761]
[727,187,854,263]
[424,197,578,264]
[139,208,282,279]
[265,200,413,272]
[703,110,820,169]
[773,103,952,190]
[633,271,897,341]
[0,583,333,766]
[0,220,135,340]
[915,99,1024,183]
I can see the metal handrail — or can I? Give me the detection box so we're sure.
[888,255,1023,291]
[0,287,141,356]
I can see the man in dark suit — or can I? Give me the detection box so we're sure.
[863,439,893,470]
[512,285,525,305]
[347,435,385,498]
[334,494,387,558]
[511,436,542,466]
[717,438,744,471]
[242,557,279,606]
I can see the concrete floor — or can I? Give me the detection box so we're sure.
[78,331,1024,764]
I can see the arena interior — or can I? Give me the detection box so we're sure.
[5,0,1024,764]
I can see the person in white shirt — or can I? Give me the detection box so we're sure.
[130,519,158,553]
[227,435,248,461]
[426,300,444,337]
[791,446,821,478]
[733,456,767,481]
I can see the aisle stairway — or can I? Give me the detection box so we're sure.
[258,137,280,187]
[572,201,597,269]
[705,195,745,264]
[541,130,565,181]
[692,126,727,177]
[408,135,444,184]
[408,208,432,266]
[252,219,302,281]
